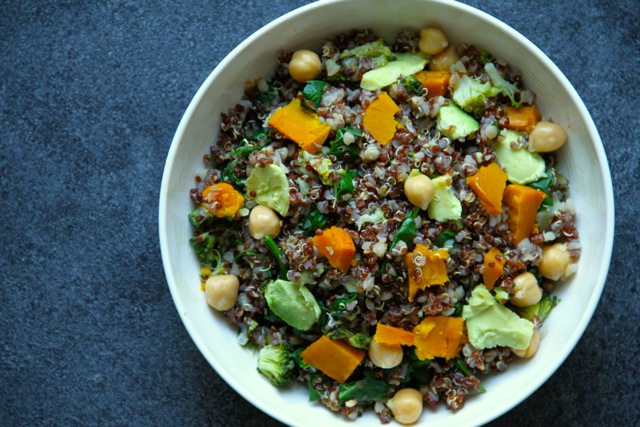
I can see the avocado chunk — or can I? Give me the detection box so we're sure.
[360,52,428,91]
[246,164,290,216]
[427,175,462,222]
[494,130,546,184]
[462,285,534,350]
[437,104,479,140]
[264,280,321,331]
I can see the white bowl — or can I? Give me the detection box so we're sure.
[159,0,614,425]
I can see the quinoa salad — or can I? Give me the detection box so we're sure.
[187,27,580,424]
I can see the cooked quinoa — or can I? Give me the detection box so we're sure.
[188,28,580,423]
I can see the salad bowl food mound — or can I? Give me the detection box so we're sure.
[159,0,614,425]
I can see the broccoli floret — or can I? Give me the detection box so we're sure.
[514,295,559,323]
[189,232,218,267]
[485,63,522,108]
[257,343,296,387]
[451,74,500,114]
[340,39,392,62]
[401,75,424,96]
[188,206,212,228]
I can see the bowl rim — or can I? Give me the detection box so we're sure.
[159,0,615,425]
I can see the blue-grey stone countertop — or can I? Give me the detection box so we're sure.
[1,0,638,425]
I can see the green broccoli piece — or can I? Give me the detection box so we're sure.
[514,295,559,323]
[328,328,371,350]
[189,232,218,267]
[451,74,500,114]
[340,39,392,62]
[188,206,211,228]
[485,63,522,108]
[257,343,297,387]
[401,75,424,96]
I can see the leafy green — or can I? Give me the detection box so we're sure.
[328,125,363,160]
[221,161,246,187]
[338,375,389,405]
[455,358,486,393]
[529,171,554,209]
[513,295,559,323]
[335,169,357,199]
[229,138,267,157]
[434,230,456,248]
[401,75,423,96]
[264,236,287,280]
[303,80,330,108]
[389,206,419,252]
[300,208,329,237]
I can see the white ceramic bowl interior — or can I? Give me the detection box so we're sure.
[159,0,614,425]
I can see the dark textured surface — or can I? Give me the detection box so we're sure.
[1,0,638,425]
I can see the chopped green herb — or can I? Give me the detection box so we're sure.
[264,236,287,280]
[301,208,329,237]
[389,206,419,252]
[303,80,330,108]
[335,169,357,199]
[328,125,363,160]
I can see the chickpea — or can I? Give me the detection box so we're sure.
[512,329,541,358]
[419,27,449,55]
[510,272,543,307]
[368,339,403,369]
[205,274,239,311]
[528,121,568,153]
[429,45,459,72]
[288,49,322,83]
[539,243,572,281]
[387,388,423,425]
[249,205,282,239]
[404,174,435,210]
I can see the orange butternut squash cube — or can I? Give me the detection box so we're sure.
[503,105,541,132]
[311,227,356,273]
[362,92,400,145]
[503,184,547,244]
[406,244,449,301]
[413,70,451,98]
[467,162,508,215]
[482,247,506,291]
[300,336,364,383]
[374,323,415,347]
[268,98,331,154]
[413,316,465,360]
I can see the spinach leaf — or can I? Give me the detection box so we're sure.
[328,125,363,159]
[303,80,329,108]
[389,207,420,252]
[338,375,389,405]
[301,208,329,237]
[335,169,357,200]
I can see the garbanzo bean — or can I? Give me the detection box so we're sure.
[387,388,423,425]
[249,205,282,239]
[205,274,240,311]
[539,243,572,281]
[368,339,403,369]
[512,329,541,358]
[528,121,568,152]
[404,174,435,210]
[419,27,449,55]
[511,272,543,307]
[288,49,322,83]
[429,45,459,71]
